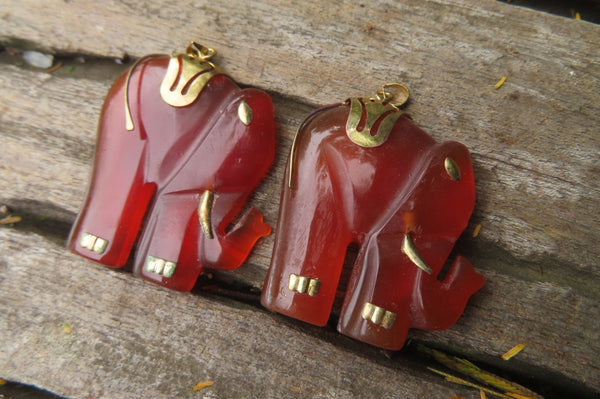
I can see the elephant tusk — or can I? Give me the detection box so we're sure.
[401,234,433,275]
[198,190,215,240]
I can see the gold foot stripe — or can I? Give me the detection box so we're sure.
[146,256,177,278]
[361,302,396,329]
[288,273,321,297]
[79,233,108,254]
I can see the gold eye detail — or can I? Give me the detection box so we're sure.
[238,101,253,126]
[444,157,461,181]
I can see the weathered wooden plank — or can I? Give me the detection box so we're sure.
[0,227,475,399]
[1,61,599,395]
[2,0,599,279]
[1,0,599,396]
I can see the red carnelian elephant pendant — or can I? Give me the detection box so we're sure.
[68,42,275,291]
[261,84,484,350]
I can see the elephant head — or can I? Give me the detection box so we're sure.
[261,88,484,350]
[68,43,275,292]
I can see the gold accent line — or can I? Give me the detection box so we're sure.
[444,157,461,181]
[288,274,299,291]
[153,258,166,275]
[198,190,215,240]
[401,234,434,274]
[80,233,96,250]
[124,54,162,131]
[307,279,321,297]
[371,306,385,324]
[297,276,309,293]
[288,103,343,189]
[381,311,397,329]
[362,302,375,320]
[93,238,107,254]
[163,262,176,278]
[287,123,302,189]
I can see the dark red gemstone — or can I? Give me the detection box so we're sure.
[262,102,484,350]
[69,55,275,292]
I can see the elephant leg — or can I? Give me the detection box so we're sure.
[134,189,272,291]
[338,235,485,349]
[409,255,485,330]
[68,72,155,267]
[133,192,202,292]
[154,88,275,272]
[337,234,414,350]
[262,156,352,326]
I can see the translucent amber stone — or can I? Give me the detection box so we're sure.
[68,56,275,292]
[262,103,484,350]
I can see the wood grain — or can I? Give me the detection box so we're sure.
[2,0,599,277]
[1,228,475,399]
[1,0,599,397]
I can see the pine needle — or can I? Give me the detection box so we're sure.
[494,77,507,89]
[61,322,71,334]
[192,381,214,392]
[502,343,525,360]
[419,345,542,398]
[0,215,21,224]
[45,61,63,73]
[428,368,506,398]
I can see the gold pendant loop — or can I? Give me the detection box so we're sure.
[373,83,410,109]
[185,41,217,61]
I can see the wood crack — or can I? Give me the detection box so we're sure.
[1,198,596,398]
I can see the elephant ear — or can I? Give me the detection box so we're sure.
[401,140,476,278]
[212,88,276,192]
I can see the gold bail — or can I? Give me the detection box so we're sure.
[159,42,221,107]
[185,41,217,60]
[373,83,410,109]
[345,83,410,148]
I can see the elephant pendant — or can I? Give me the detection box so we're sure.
[68,42,276,292]
[261,84,485,350]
